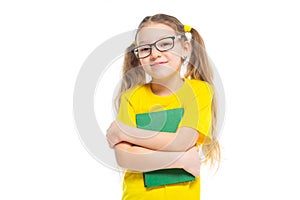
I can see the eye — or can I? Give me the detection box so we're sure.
[157,38,173,50]
[139,47,151,52]
[160,42,172,47]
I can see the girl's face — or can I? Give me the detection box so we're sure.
[136,23,189,80]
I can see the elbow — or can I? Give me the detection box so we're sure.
[114,147,129,168]
[113,142,130,168]
[116,157,127,169]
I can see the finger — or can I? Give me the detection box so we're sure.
[106,136,115,148]
[106,128,111,136]
[188,169,198,177]
[193,168,200,177]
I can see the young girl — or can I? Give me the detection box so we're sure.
[106,13,220,200]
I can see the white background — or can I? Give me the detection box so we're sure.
[1,0,300,199]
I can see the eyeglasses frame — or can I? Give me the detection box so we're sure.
[132,35,183,59]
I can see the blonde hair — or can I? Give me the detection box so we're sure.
[115,13,220,168]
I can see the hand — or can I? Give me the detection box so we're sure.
[176,146,201,177]
[106,121,123,148]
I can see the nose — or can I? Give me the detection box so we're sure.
[150,45,161,59]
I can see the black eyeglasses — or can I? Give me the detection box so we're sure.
[132,35,182,59]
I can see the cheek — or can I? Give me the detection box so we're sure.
[170,44,184,56]
[169,54,183,68]
[139,58,150,66]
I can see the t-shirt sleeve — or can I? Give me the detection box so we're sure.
[179,82,213,144]
[117,93,137,127]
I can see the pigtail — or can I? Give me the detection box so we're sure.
[114,44,146,112]
[186,28,221,168]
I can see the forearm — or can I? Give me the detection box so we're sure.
[117,121,199,151]
[114,142,184,172]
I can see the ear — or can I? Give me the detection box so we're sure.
[183,40,191,58]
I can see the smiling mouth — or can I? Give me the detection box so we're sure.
[150,61,168,67]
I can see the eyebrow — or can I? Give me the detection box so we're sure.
[137,34,174,45]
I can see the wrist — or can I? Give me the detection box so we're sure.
[116,121,130,142]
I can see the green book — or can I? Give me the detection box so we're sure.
[136,108,195,188]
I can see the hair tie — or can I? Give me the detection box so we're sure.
[184,25,192,33]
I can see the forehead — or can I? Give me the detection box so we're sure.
[136,23,176,44]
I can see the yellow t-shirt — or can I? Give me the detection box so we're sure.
[117,78,213,200]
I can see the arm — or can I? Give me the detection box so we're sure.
[107,121,199,152]
[114,142,200,177]
[110,82,212,152]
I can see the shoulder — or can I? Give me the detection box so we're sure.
[121,84,148,101]
[185,79,214,98]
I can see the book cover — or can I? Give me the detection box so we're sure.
[136,108,195,188]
